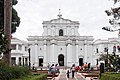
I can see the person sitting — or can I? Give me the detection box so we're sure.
[55,64,60,73]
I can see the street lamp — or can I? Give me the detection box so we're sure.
[104,47,109,71]
[28,48,30,69]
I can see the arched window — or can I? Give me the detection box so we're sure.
[59,29,63,36]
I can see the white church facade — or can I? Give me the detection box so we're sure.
[27,14,95,67]
[10,14,120,68]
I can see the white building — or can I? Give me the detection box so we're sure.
[11,38,29,66]
[11,13,120,68]
[94,38,120,65]
[27,13,95,67]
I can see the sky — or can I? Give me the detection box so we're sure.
[12,0,119,41]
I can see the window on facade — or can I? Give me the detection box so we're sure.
[113,46,116,53]
[40,48,42,50]
[59,29,63,36]
[18,45,22,50]
[96,48,98,53]
[25,47,27,51]
[104,47,108,52]
[117,46,120,52]
[11,57,16,65]
[11,44,16,50]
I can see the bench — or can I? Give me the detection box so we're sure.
[47,73,59,77]
[37,70,48,73]
[32,70,48,74]
[79,71,100,74]
[82,73,99,78]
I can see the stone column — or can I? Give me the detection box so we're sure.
[84,40,87,63]
[76,40,79,65]
[43,26,47,36]
[16,57,19,65]
[50,39,56,64]
[22,57,24,66]
[66,39,72,67]
[16,44,18,50]
[51,44,55,63]
[65,44,67,67]
[34,40,38,67]
[75,26,79,36]
[43,40,47,67]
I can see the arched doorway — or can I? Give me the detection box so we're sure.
[59,29,63,36]
[79,58,83,66]
[58,54,64,66]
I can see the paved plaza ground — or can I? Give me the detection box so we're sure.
[53,69,94,80]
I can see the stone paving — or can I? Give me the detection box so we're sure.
[54,69,85,80]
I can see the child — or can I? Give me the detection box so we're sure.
[67,69,70,78]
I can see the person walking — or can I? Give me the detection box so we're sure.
[71,64,75,79]
[66,69,70,78]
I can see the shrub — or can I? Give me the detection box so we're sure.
[10,66,31,79]
[13,74,47,80]
[0,60,31,80]
[100,72,120,80]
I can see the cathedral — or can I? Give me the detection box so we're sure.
[10,12,120,68]
[27,13,95,67]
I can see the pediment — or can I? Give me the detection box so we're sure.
[43,18,79,24]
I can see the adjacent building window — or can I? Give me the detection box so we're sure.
[104,47,108,52]
[11,44,16,50]
[96,48,98,53]
[117,46,120,52]
[113,46,116,53]
[25,47,27,51]
[11,57,16,65]
[18,45,22,50]
[59,29,63,36]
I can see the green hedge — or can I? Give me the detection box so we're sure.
[0,60,31,80]
[13,74,47,80]
[100,72,120,80]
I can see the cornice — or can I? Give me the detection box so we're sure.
[27,36,94,41]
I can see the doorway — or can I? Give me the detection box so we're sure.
[39,58,43,66]
[58,54,64,66]
[79,58,83,66]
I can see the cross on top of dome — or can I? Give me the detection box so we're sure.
[57,9,62,18]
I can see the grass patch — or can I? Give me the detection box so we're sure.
[13,74,47,80]
[100,72,120,80]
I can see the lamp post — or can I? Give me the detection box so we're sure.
[106,48,109,71]
[104,47,109,71]
[28,48,31,70]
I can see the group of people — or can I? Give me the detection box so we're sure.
[83,62,91,71]
[67,64,76,79]
[48,63,60,77]
[66,63,92,79]
[47,62,93,79]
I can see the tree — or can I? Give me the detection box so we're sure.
[0,0,20,65]
[102,0,120,32]
[0,0,20,34]
[109,54,120,71]
[113,0,120,4]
